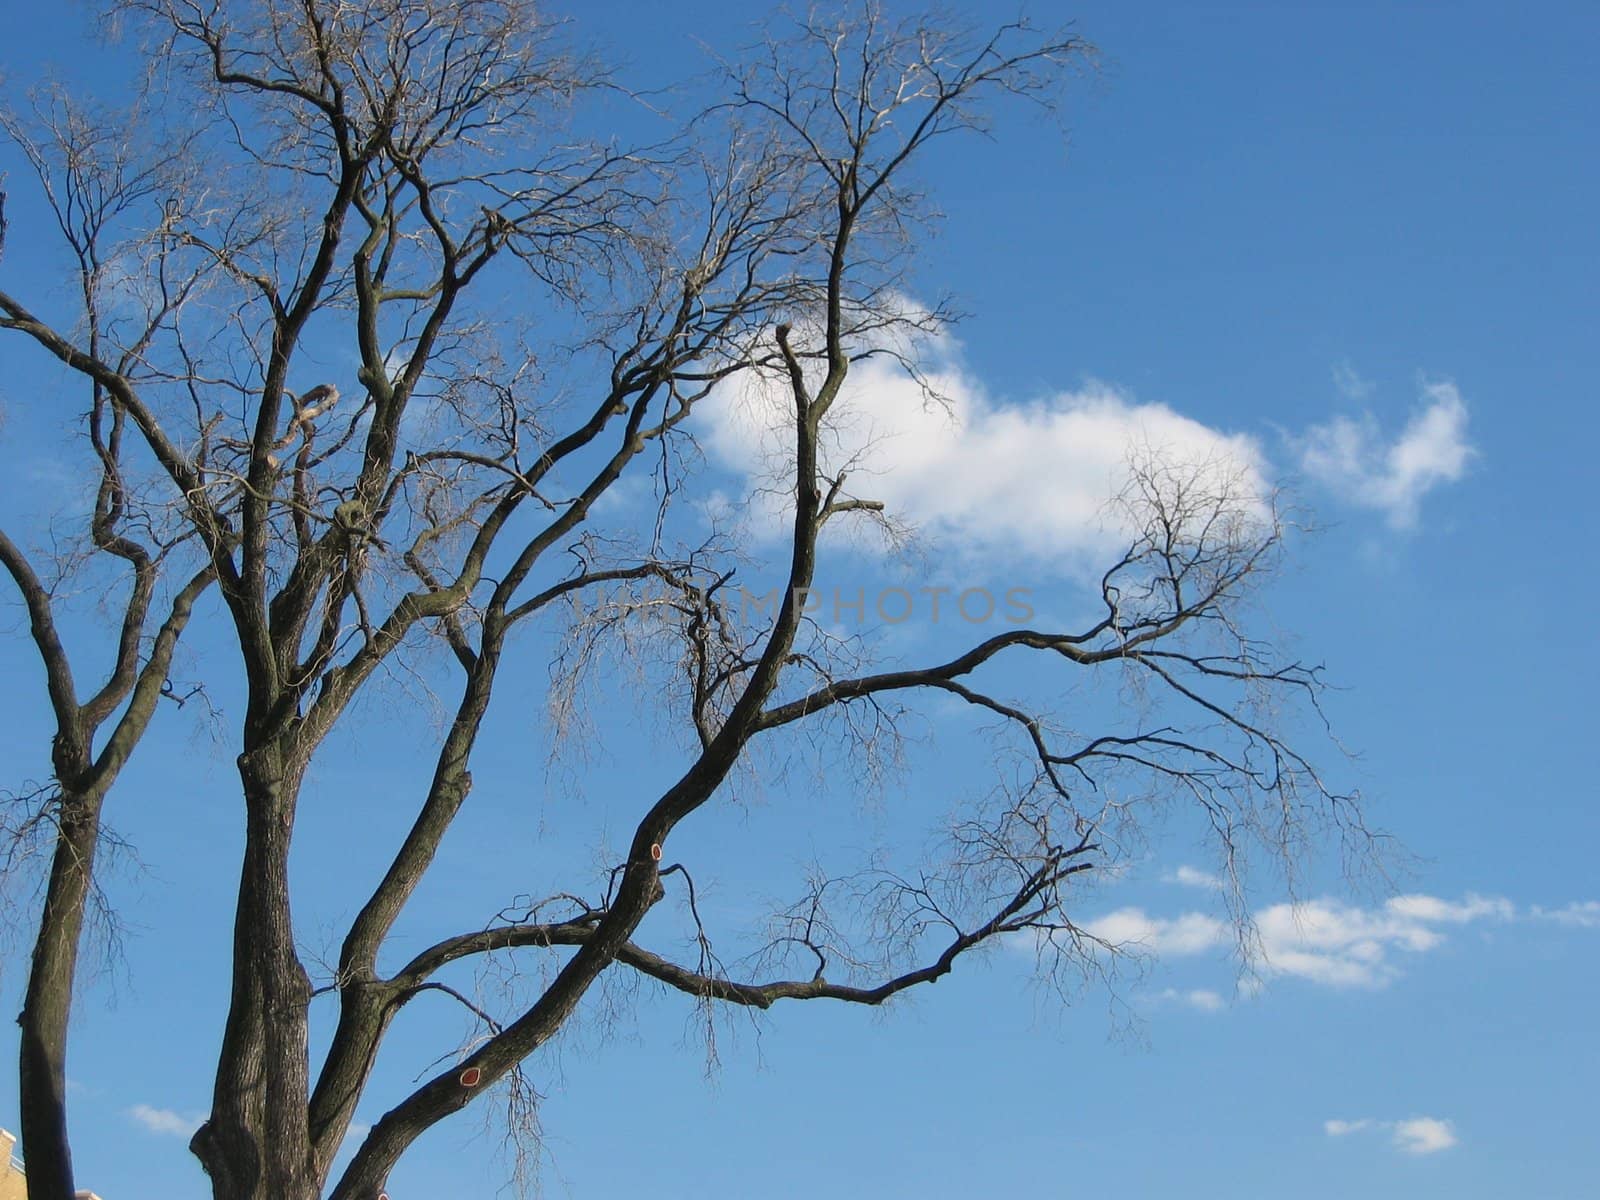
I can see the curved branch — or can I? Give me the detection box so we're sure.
[0,528,81,733]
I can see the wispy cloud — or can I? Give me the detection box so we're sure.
[1324,1117,1375,1136]
[1250,892,1514,988]
[1332,361,1376,402]
[1085,891,1527,989]
[1295,380,1476,528]
[1158,987,1225,1012]
[1531,900,1600,929]
[1385,893,1515,923]
[1163,865,1224,890]
[1327,1115,1459,1155]
[1083,907,1229,956]
[127,1104,204,1138]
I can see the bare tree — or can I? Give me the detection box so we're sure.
[0,4,1366,1199]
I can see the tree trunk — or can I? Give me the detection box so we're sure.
[17,786,102,1200]
[190,748,317,1200]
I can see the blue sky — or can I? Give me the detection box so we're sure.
[2,1,1597,1197]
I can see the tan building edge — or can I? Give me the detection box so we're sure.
[0,1128,103,1200]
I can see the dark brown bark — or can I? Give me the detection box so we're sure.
[190,750,317,1200]
[17,782,100,1200]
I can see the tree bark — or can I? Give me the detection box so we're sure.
[190,747,317,1200]
[17,780,102,1200]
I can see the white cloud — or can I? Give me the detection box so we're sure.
[700,326,1270,575]
[127,1104,203,1137]
[1325,1116,1458,1155]
[1250,892,1514,988]
[1159,987,1225,1012]
[1097,890,1598,992]
[1324,1118,1374,1136]
[1084,891,1515,989]
[1391,1116,1459,1155]
[1387,893,1514,923]
[1164,865,1224,890]
[1296,380,1476,528]
[1531,900,1600,929]
[700,315,1475,571]
[1082,907,1229,956]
